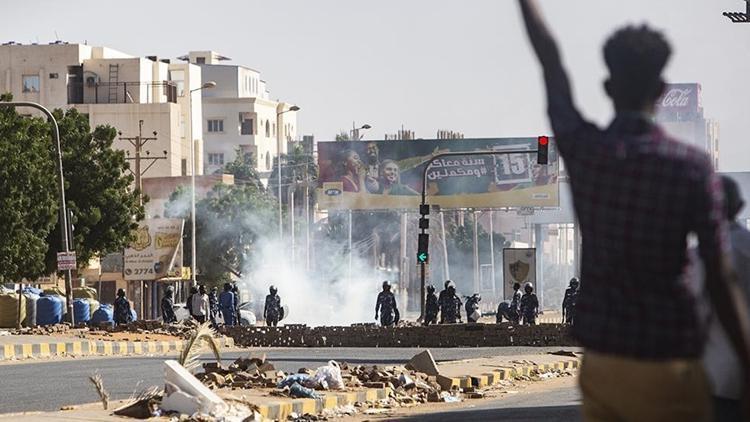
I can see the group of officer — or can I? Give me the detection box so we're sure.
[494,277,579,325]
[375,279,487,327]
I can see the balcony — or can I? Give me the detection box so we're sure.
[67,81,178,105]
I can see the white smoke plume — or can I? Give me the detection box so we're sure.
[238,235,386,326]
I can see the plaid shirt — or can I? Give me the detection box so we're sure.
[547,80,729,359]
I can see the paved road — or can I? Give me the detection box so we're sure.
[0,346,572,414]
[397,377,581,422]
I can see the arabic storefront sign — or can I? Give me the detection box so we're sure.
[123,218,184,281]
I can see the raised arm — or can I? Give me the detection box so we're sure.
[518,0,585,138]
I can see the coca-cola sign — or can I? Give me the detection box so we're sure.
[656,83,701,115]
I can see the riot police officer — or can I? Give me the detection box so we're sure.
[375,281,399,327]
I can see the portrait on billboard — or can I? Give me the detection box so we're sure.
[317,138,560,210]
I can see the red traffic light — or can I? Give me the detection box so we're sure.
[537,136,549,165]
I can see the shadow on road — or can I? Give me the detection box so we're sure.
[394,405,581,422]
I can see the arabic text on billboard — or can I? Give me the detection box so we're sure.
[123,218,184,281]
[317,138,559,210]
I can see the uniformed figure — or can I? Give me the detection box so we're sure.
[185,286,198,318]
[375,281,400,327]
[562,278,579,325]
[510,282,522,324]
[465,294,482,323]
[219,283,237,326]
[114,288,134,325]
[520,282,539,325]
[437,280,452,324]
[161,285,177,323]
[209,287,219,326]
[425,285,439,325]
[264,285,282,327]
[439,281,462,324]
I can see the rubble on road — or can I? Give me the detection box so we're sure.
[11,323,77,336]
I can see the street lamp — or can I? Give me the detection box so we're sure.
[352,123,372,140]
[276,105,301,240]
[188,80,216,287]
[0,101,74,325]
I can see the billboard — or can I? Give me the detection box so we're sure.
[317,138,559,210]
[124,218,184,281]
[655,83,703,120]
[502,248,536,301]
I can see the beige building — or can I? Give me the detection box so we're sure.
[179,51,298,184]
[0,41,204,179]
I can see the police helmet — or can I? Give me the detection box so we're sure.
[524,282,534,292]
[269,285,278,294]
[427,284,435,294]
[382,280,391,290]
[444,280,452,288]
[570,277,580,287]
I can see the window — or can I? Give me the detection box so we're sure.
[181,159,187,176]
[265,152,270,170]
[239,113,253,135]
[22,75,40,93]
[265,120,270,137]
[208,153,225,166]
[49,73,59,79]
[196,57,206,64]
[207,119,224,133]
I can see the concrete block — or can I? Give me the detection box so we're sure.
[162,360,227,416]
[405,350,439,376]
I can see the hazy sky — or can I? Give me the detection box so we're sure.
[4,0,749,170]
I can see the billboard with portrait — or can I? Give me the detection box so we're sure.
[316,138,559,210]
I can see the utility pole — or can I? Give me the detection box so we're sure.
[120,120,166,318]
[121,120,166,205]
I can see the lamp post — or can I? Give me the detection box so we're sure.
[351,123,372,140]
[188,81,216,287]
[0,101,73,324]
[276,105,300,240]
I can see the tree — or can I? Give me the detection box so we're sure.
[0,96,59,282]
[334,131,351,142]
[166,182,277,285]
[268,143,317,207]
[222,147,264,190]
[43,108,143,273]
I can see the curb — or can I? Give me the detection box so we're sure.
[257,387,391,420]
[254,358,579,421]
[0,337,234,361]
[440,358,579,390]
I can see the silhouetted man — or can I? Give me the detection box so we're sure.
[519,1,750,420]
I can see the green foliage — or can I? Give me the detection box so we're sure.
[268,143,318,207]
[223,147,264,190]
[166,181,277,284]
[0,95,59,281]
[43,108,143,273]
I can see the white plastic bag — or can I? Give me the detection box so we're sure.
[311,360,344,390]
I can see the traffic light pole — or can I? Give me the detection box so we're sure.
[418,149,539,320]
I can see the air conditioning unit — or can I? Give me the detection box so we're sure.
[84,72,100,87]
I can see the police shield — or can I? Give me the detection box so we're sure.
[279,305,289,321]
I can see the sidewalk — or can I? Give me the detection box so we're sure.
[0,333,234,361]
[0,349,582,421]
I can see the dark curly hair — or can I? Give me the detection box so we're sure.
[603,25,671,110]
